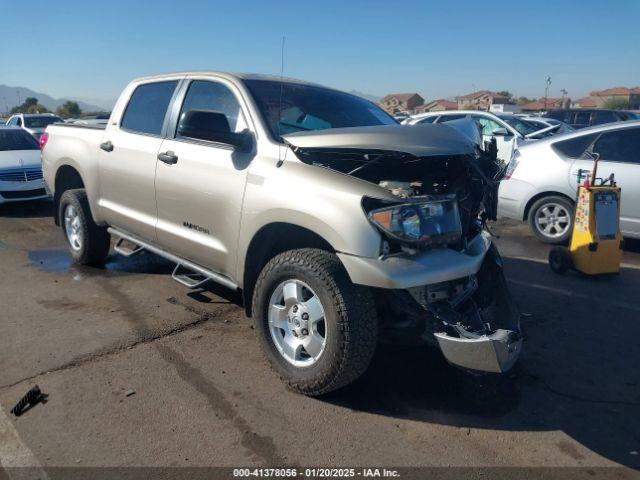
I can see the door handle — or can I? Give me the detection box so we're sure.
[100,141,114,152]
[158,151,178,165]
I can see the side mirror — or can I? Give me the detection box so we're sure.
[177,110,250,150]
[491,127,510,136]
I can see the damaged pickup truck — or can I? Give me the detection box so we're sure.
[42,72,521,396]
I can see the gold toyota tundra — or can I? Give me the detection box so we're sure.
[42,72,521,395]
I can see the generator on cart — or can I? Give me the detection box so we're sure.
[549,153,623,275]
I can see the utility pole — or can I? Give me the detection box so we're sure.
[544,76,552,111]
[561,88,568,108]
[16,90,21,107]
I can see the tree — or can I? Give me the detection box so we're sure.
[10,97,50,114]
[56,101,82,118]
[518,96,535,105]
[496,90,512,99]
[602,97,629,110]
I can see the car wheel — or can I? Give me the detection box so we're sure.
[528,195,574,244]
[252,248,377,396]
[59,189,110,265]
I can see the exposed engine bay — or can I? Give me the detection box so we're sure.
[286,124,520,373]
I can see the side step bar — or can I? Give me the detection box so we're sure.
[107,227,238,291]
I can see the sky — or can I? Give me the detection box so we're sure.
[1,0,639,108]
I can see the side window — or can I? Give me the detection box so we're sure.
[593,128,640,164]
[574,111,591,126]
[176,80,247,138]
[15,117,23,127]
[552,133,598,158]
[475,117,502,136]
[417,116,437,124]
[592,111,617,125]
[436,114,466,123]
[121,81,178,135]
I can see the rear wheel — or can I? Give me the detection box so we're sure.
[59,189,110,265]
[528,195,574,244]
[252,248,377,396]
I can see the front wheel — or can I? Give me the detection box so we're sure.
[528,195,574,244]
[59,189,111,265]
[252,248,378,396]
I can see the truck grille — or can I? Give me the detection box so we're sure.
[0,167,44,183]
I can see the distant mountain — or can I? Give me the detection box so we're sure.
[0,85,107,113]
[349,90,381,103]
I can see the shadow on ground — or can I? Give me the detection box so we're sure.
[325,257,640,469]
[0,199,52,218]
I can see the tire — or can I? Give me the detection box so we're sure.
[59,189,110,265]
[252,248,378,396]
[548,247,572,275]
[528,195,574,244]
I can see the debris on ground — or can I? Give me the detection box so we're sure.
[125,389,136,397]
[10,385,44,416]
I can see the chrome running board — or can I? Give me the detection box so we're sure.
[107,227,238,291]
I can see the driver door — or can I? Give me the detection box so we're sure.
[154,78,254,277]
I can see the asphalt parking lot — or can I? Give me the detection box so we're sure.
[0,200,639,477]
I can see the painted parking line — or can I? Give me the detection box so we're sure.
[0,404,49,479]
[508,279,640,313]
[505,254,640,271]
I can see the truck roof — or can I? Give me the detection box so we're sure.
[131,71,327,89]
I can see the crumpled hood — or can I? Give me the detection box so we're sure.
[283,123,475,157]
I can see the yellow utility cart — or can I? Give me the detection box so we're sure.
[549,153,623,275]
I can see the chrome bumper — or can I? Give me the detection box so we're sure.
[434,329,522,373]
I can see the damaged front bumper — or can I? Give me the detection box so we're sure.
[369,238,522,374]
[434,329,522,373]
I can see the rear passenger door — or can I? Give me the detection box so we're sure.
[590,127,640,236]
[97,79,180,241]
[154,78,255,277]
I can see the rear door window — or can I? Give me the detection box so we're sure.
[593,128,640,164]
[552,133,598,158]
[121,81,178,135]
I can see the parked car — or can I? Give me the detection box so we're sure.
[518,116,575,134]
[404,110,547,163]
[546,109,638,129]
[42,72,522,395]
[498,120,640,243]
[0,126,48,204]
[6,113,64,140]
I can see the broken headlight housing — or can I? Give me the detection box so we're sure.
[363,196,462,247]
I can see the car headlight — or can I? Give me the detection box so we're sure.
[363,196,462,246]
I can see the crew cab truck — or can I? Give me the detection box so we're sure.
[42,72,522,395]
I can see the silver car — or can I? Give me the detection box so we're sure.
[498,120,640,243]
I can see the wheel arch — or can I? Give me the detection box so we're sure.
[53,165,86,225]
[242,222,335,317]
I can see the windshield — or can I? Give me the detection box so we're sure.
[24,116,63,128]
[496,115,540,136]
[0,129,39,151]
[243,79,397,141]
